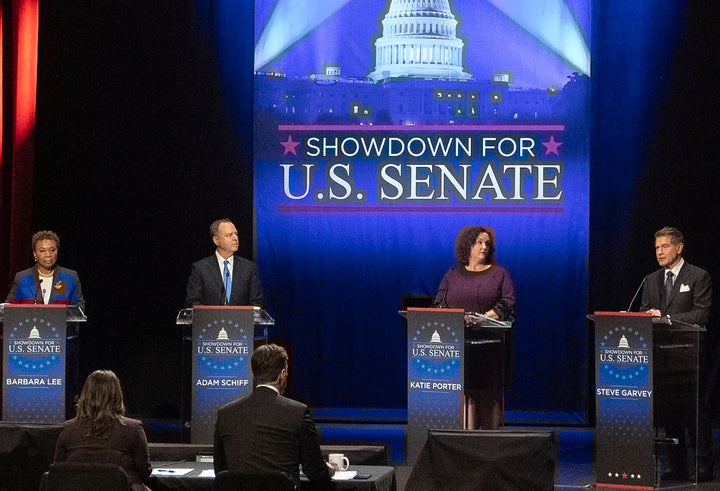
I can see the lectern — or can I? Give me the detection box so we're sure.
[590,312,702,488]
[1,304,86,422]
[176,306,274,443]
[404,307,512,463]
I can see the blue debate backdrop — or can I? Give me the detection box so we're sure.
[252,0,590,422]
[204,0,591,422]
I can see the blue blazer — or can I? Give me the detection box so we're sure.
[5,266,85,311]
[184,254,265,308]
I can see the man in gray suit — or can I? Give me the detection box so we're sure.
[214,344,334,487]
[640,226,713,482]
[185,218,265,308]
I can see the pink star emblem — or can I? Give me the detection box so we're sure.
[542,135,563,156]
[280,135,300,156]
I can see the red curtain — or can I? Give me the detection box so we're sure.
[0,0,38,296]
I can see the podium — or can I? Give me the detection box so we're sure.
[176,306,274,443]
[1,304,87,423]
[404,307,512,463]
[590,312,702,488]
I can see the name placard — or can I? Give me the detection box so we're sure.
[594,313,654,488]
[3,305,67,422]
[191,306,255,443]
[406,308,465,463]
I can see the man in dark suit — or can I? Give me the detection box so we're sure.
[185,218,265,307]
[639,226,713,482]
[214,344,334,487]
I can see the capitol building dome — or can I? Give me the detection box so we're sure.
[368,0,471,82]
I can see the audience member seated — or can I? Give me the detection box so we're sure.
[214,343,335,488]
[53,370,152,491]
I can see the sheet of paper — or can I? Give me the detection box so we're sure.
[332,470,358,480]
[199,469,215,478]
[151,468,194,476]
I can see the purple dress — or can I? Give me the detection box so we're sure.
[434,264,516,429]
[434,264,515,318]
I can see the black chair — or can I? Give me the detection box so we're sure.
[214,470,297,491]
[39,462,132,491]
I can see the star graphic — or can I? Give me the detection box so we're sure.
[542,135,563,156]
[280,135,300,155]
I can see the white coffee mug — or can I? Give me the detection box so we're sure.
[328,453,350,471]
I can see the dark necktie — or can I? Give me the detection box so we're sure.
[223,260,232,303]
[665,271,674,305]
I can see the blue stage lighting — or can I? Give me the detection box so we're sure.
[486,0,590,75]
[254,0,353,71]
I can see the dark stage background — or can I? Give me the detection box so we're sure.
[3,0,718,426]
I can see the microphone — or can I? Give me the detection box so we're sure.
[432,288,448,308]
[221,285,228,306]
[626,277,646,312]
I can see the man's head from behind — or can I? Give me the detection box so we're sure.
[251,343,289,393]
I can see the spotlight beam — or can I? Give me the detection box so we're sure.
[254,0,353,71]
[485,0,591,76]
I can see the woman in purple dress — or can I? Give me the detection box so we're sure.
[434,226,516,429]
